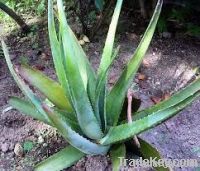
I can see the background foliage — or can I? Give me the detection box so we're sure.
[1,0,200,37]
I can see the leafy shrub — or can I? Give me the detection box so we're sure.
[2,0,200,170]
[1,0,46,16]
[186,23,200,37]
[157,17,167,33]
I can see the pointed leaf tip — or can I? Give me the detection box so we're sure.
[17,65,73,112]
[35,145,85,171]
[106,0,163,126]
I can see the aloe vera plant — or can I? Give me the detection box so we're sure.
[2,0,200,170]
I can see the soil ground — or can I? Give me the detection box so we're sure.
[0,19,200,171]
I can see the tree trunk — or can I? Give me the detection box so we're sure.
[139,0,147,19]
[0,2,30,33]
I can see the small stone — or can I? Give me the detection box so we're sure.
[78,40,85,45]
[16,166,23,171]
[188,140,195,145]
[14,143,23,157]
[43,143,48,147]
[38,136,44,144]
[127,33,138,41]
[155,81,160,85]
[162,32,172,39]
[82,35,90,43]
[94,51,99,55]
[1,143,9,153]
[40,52,49,60]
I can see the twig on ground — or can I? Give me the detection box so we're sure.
[127,89,141,148]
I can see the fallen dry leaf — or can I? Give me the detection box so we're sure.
[34,65,45,71]
[138,73,146,80]
[142,59,150,67]
[40,52,49,61]
[163,93,171,100]
[151,96,162,104]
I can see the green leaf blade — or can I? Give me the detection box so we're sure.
[96,0,123,131]
[18,65,73,111]
[110,143,126,171]
[100,90,200,145]
[139,138,171,171]
[9,97,82,133]
[35,145,85,171]
[57,0,103,139]
[106,0,163,126]
[9,97,48,124]
[48,0,68,92]
[98,0,123,77]
[133,78,200,121]
[1,40,50,122]
[43,105,110,155]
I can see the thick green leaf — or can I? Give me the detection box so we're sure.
[118,78,200,125]
[96,0,123,121]
[49,0,97,117]
[48,0,69,95]
[96,46,120,132]
[98,0,123,77]
[98,84,107,132]
[51,110,82,133]
[95,0,123,126]
[56,0,97,93]
[9,97,82,133]
[57,0,103,139]
[56,0,92,87]
[43,104,110,155]
[139,138,171,171]
[1,40,50,122]
[100,91,200,145]
[68,27,97,114]
[133,78,200,121]
[106,0,163,126]
[110,143,126,171]
[18,65,73,111]
[35,145,85,171]
[9,97,48,123]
